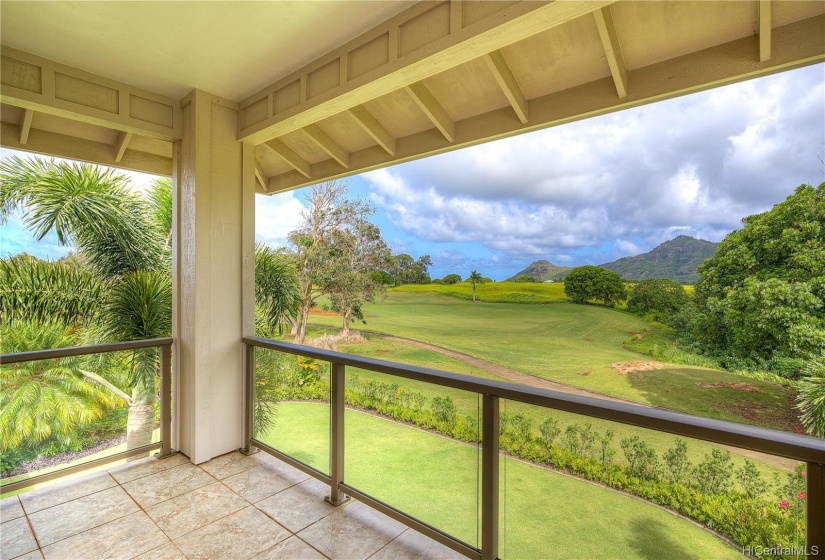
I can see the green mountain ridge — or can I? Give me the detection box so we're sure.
[509,236,718,283]
[506,260,571,282]
[599,236,718,283]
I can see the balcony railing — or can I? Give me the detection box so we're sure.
[0,337,174,494]
[243,335,825,560]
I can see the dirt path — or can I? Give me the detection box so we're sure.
[378,334,631,404]
[307,323,797,470]
[364,333,798,471]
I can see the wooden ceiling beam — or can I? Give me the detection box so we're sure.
[593,6,628,98]
[113,131,132,162]
[19,108,33,144]
[239,1,614,143]
[484,51,528,124]
[2,47,181,141]
[405,82,455,143]
[265,15,825,193]
[263,138,312,178]
[759,0,772,62]
[303,124,350,168]
[348,105,396,156]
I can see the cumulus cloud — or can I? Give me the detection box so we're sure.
[362,64,825,264]
[255,192,305,246]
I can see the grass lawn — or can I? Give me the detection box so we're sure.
[394,281,569,304]
[307,292,796,433]
[283,333,792,480]
[260,402,740,560]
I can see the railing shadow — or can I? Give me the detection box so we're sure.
[626,518,702,560]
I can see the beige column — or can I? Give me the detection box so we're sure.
[173,90,256,464]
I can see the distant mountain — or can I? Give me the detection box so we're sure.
[507,260,571,282]
[508,236,718,284]
[599,236,718,283]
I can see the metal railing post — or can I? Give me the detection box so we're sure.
[482,394,500,560]
[326,361,349,506]
[156,343,174,458]
[808,461,824,559]
[241,343,258,455]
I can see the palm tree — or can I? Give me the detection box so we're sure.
[797,360,825,438]
[0,321,122,452]
[468,270,484,302]
[1,156,169,452]
[255,244,301,336]
[1,156,300,452]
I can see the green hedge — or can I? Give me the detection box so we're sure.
[268,373,807,558]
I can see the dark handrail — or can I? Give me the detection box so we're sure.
[0,337,174,364]
[243,336,825,463]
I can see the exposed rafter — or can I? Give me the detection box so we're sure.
[265,15,825,193]
[405,82,455,143]
[239,1,614,143]
[264,138,311,178]
[303,124,350,168]
[348,106,396,156]
[484,50,528,124]
[0,121,172,176]
[113,131,132,162]
[593,6,628,98]
[19,108,33,144]
[759,0,772,62]
[254,158,269,192]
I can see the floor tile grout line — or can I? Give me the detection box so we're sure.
[293,532,335,560]
[21,508,43,557]
[118,463,218,511]
[31,460,189,555]
[18,473,119,517]
[28,495,147,552]
[106,453,190,486]
[365,527,410,559]
[149,481,253,543]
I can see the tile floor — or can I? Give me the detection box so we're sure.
[1,451,465,560]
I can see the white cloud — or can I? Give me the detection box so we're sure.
[255,192,305,247]
[362,64,825,263]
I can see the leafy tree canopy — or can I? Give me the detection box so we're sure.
[387,254,432,286]
[688,183,825,369]
[627,279,689,323]
[564,266,627,306]
[442,273,462,285]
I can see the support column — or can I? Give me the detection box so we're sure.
[173,89,256,464]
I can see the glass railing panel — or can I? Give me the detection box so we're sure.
[498,399,804,560]
[345,368,481,547]
[1,348,161,496]
[252,347,330,475]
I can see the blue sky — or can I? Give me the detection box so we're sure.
[3,63,824,280]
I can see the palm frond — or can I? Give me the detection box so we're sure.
[0,255,106,325]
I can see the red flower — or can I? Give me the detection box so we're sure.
[801,470,806,477]
[798,491,806,500]
[779,500,790,509]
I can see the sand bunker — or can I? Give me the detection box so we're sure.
[610,361,667,374]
